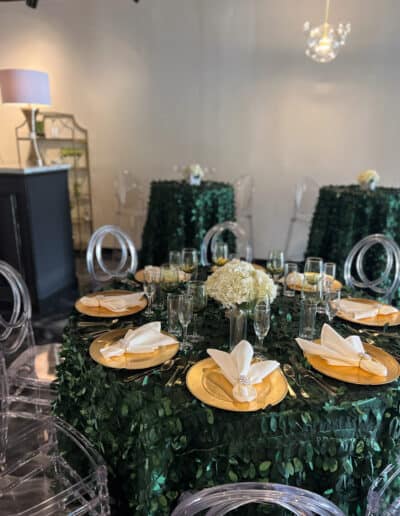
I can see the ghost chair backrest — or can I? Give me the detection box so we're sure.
[86,225,138,284]
[344,233,400,304]
[171,482,345,516]
[200,221,252,266]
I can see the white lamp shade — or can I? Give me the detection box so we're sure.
[0,69,51,106]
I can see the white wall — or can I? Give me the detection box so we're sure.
[1,0,400,258]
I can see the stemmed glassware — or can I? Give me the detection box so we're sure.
[178,295,193,351]
[253,298,271,358]
[169,250,182,268]
[212,241,229,267]
[160,264,179,309]
[186,281,208,342]
[302,257,323,303]
[143,269,157,317]
[325,287,341,322]
[181,248,199,279]
[266,250,285,283]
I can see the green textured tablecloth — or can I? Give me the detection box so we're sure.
[306,185,400,280]
[140,180,235,265]
[55,283,400,515]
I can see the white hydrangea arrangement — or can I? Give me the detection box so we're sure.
[205,259,277,307]
[183,164,204,185]
[357,169,380,190]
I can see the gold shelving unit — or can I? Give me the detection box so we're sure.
[16,112,93,251]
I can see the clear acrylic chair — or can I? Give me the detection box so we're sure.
[171,482,345,515]
[285,176,319,261]
[0,260,58,412]
[234,175,254,251]
[344,234,400,304]
[114,170,147,247]
[86,224,138,285]
[366,456,400,515]
[0,362,110,514]
[200,221,253,266]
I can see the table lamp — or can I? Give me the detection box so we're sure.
[0,68,51,167]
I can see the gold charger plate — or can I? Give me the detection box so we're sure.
[305,341,400,385]
[89,328,179,369]
[75,290,147,318]
[290,278,343,293]
[186,358,288,412]
[336,298,400,327]
[134,269,189,283]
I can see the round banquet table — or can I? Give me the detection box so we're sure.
[306,185,400,283]
[55,284,400,516]
[140,180,235,265]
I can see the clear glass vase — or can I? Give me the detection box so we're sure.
[229,304,247,350]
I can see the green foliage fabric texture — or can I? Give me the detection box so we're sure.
[140,180,235,266]
[55,286,400,515]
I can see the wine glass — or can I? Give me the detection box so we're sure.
[266,250,284,283]
[178,295,194,351]
[186,281,208,342]
[169,250,182,268]
[212,241,229,267]
[303,257,323,303]
[325,287,341,322]
[160,264,179,309]
[253,298,271,359]
[181,248,199,279]
[143,269,157,317]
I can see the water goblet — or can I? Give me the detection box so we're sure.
[303,257,323,303]
[266,250,285,283]
[212,241,229,267]
[283,262,298,297]
[145,266,162,311]
[181,248,199,279]
[167,293,182,336]
[160,264,179,310]
[253,298,271,359]
[169,250,182,268]
[178,294,194,351]
[186,280,207,342]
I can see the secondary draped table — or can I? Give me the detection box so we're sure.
[140,180,235,265]
[306,185,400,281]
[55,283,400,515]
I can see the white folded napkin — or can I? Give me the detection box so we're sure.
[100,322,177,358]
[80,292,144,312]
[338,299,398,320]
[207,340,280,402]
[296,324,387,376]
[284,271,304,287]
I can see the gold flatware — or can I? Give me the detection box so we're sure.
[123,358,177,383]
[283,364,310,399]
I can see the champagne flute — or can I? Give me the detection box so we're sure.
[178,295,194,351]
[323,262,336,289]
[186,281,207,342]
[143,269,157,317]
[325,287,341,322]
[266,250,285,283]
[253,298,271,359]
[181,248,199,279]
[212,241,229,267]
[303,257,323,303]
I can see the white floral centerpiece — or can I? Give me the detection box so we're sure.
[357,169,380,191]
[183,164,204,186]
[205,259,277,307]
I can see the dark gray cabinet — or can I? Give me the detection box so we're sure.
[0,165,77,311]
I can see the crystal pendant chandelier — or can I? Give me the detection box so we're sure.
[304,0,351,63]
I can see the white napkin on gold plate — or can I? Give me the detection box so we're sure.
[100,322,177,359]
[80,292,144,312]
[296,324,387,377]
[337,299,398,320]
[207,340,280,402]
[145,266,189,282]
[280,272,304,287]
